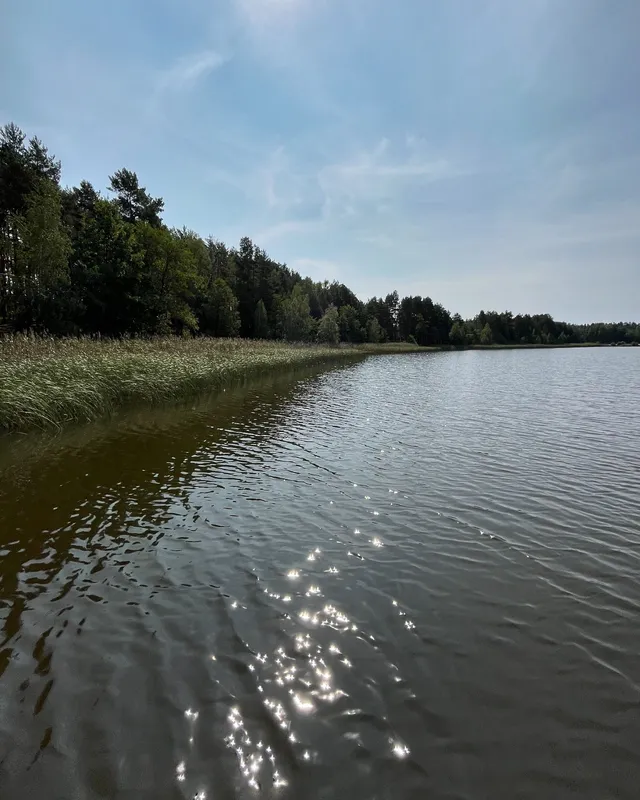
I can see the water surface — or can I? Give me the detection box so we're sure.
[1,348,639,799]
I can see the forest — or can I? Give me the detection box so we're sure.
[1,122,639,348]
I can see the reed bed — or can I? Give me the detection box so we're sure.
[0,335,421,433]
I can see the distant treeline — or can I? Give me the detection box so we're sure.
[1,122,638,347]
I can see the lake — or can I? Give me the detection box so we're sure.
[1,347,639,799]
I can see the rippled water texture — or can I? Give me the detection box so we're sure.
[1,349,639,799]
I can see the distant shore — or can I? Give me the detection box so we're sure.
[466,342,627,349]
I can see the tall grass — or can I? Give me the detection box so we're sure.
[0,335,421,433]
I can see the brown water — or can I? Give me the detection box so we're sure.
[1,348,639,799]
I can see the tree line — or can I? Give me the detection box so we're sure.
[1,122,638,346]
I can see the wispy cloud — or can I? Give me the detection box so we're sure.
[256,219,322,245]
[259,145,325,215]
[156,50,227,93]
[289,257,344,282]
[6,0,639,320]
[317,137,469,220]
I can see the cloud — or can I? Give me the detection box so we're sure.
[6,0,638,321]
[255,219,322,245]
[263,146,289,209]
[259,145,326,217]
[357,233,394,248]
[156,50,227,93]
[317,137,470,221]
[289,257,343,282]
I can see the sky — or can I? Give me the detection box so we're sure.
[2,0,639,322]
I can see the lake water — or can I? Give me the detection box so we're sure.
[1,348,639,799]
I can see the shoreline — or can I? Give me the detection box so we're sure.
[467,342,613,350]
[0,338,420,434]
[0,337,629,435]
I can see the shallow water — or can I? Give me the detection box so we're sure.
[1,348,639,799]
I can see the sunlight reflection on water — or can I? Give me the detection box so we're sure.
[1,350,639,799]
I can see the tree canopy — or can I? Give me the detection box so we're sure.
[1,122,638,345]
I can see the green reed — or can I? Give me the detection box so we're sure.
[0,335,422,433]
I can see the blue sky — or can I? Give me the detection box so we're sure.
[2,0,639,322]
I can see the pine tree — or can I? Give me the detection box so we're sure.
[15,180,70,330]
[253,299,270,339]
[108,168,164,227]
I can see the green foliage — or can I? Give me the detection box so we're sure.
[0,123,60,223]
[206,237,235,285]
[317,305,340,345]
[398,295,451,345]
[463,310,619,346]
[200,278,240,337]
[449,320,466,346]
[131,223,201,335]
[277,284,313,342]
[367,317,384,344]
[14,180,71,331]
[384,292,399,338]
[108,168,164,227]
[253,299,270,339]
[61,180,100,237]
[480,323,493,345]
[0,123,62,326]
[68,198,143,335]
[338,304,363,343]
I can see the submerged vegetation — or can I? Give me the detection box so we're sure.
[0,336,422,432]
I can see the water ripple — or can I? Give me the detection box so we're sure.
[0,349,639,798]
